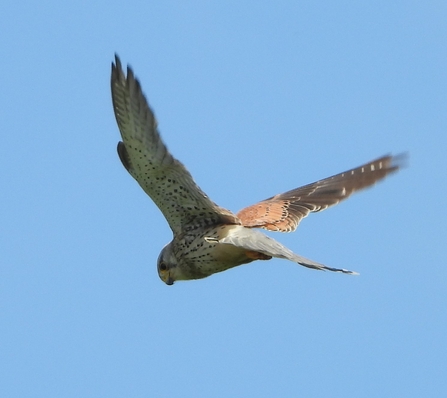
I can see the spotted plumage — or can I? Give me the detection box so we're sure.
[111,55,404,285]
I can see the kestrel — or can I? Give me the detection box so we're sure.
[111,55,403,285]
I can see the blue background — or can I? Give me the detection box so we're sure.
[1,1,446,397]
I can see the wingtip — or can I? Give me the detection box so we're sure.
[111,54,124,85]
[333,268,359,275]
[321,265,359,275]
[112,53,121,70]
[111,54,137,85]
[347,270,360,276]
[391,152,409,171]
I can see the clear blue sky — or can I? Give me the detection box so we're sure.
[1,1,446,397]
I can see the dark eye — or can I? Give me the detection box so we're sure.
[159,262,167,271]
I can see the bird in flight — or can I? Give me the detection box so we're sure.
[111,55,403,285]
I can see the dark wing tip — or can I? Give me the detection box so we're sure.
[114,53,121,65]
[321,266,359,275]
[112,54,122,78]
[111,54,124,90]
[111,55,141,97]
[372,152,408,174]
[389,152,409,171]
[111,54,137,86]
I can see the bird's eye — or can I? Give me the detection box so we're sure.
[159,262,168,272]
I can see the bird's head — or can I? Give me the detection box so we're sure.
[157,242,178,285]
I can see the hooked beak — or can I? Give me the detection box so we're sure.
[166,275,174,286]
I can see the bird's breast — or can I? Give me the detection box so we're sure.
[173,225,255,279]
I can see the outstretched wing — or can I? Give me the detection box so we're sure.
[111,55,238,235]
[218,227,357,274]
[237,155,404,232]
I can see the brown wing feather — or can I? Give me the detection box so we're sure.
[237,155,404,232]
